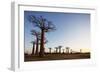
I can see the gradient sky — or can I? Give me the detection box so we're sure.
[24,11,90,54]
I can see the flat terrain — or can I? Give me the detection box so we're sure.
[24,53,90,62]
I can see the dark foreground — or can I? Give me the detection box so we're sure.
[24,53,90,62]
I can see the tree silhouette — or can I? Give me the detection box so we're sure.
[28,15,56,57]
[48,48,52,54]
[66,47,70,54]
[70,49,72,54]
[31,30,40,55]
[62,49,65,54]
[58,46,62,53]
[31,41,36,55]
[55,47,59,53]
[80,49,82,53]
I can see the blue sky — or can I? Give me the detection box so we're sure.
[24,11,90,53]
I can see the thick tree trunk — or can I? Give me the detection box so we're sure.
[70,49,72,54]
[49,49,51,54]
[63,49,64,54]
[66,49,69,53]
[31,42,35,55]
[39,29,45,57]
[56,49,57,53]
[49,48,52,54]
[35,37,39,55]
[59,48,61,53]
[80,49,82,53]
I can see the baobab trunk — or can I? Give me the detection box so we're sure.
[70,49,72,54]
[39,29,45,57]
[35,37,39,55]
[56,49,57,53]
[55,48,58,53]
[80,49,82,53]
[66,48,69,54]
[31,42,35,55]
[59,48,61,53]
[49,48,52,54]
[63,49,64,54]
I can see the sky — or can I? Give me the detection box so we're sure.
[24,11,90,54]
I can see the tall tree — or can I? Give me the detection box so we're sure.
[31,30,40,55]
[29,15,56,57]
[55,47,59,53]
[58,46,62,53]
[62,49,65,54]
[80,49,82,53]
[48,48,52,54]
[66,47,70,54]
[31,41,36,55]
[70,49,73,54]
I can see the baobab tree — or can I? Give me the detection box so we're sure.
[70,49,73,54]
[31,30,40,55]
[58,46,62,53]
[66,47,69,53]
[55,47,59,53]
[80,49,82,53]
[62,49,65,54]
[28,15,56,57]
[31,41,36,55]
[48,48,52,54]
[38,39,48,54]
[31,40,47,55]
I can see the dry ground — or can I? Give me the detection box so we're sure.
[24,53,90,62]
